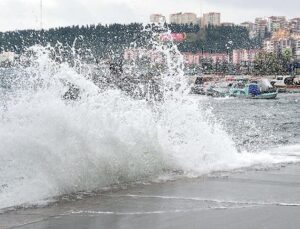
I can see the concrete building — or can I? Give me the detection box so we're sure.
[263,39,275,53]
[240,21,256,38]
[183,52,228,65]
[169,12,198,25]
[295,38,300,61]
[255,18,268,38]
[232,49,261,65]
[150,14,166,23]
[267,16,287,32]
[289,18,300,32]
[241,21,255,31]
[291,33,300,61]
[278,39,293,53]
[221,22,234,27]
[181,13,198,25]
[202,12,221,27]
[169,13,182,24]
[124,48,164,64]
[0,51,15,63]
[183,53,201,65]
[262,30,299,58]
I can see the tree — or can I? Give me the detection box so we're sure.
[253,51,292,75]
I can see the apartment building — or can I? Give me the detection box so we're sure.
[0,51,15,63]
[183,52,228,65]
[289,18,300,32]
[267,16,287,32]
[232,49,261,65]
[263,39,275,53]
[169,12,198,25]
[124,48,164,64]
[150,14,166,23]
[240,21,256,38]
[221,22,234,27]
[262,30,300,61]
[295,39,300,61]
[202,12,221,27]
[255,18,268,38]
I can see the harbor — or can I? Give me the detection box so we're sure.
[189,74,300,98]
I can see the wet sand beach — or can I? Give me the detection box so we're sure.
[1,163,300,229]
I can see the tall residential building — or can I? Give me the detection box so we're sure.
[263,39,275,53]
[267,16,287,32]
[181,13,198,25]
[295,38,300,61]
[169,12,181,24]
[291,33,300,61]
[169,12,198,25]
[202,12,221,27]
[255,17,268,38]
[150,14,166,23]
[262,27,300,61]
[240,21,256,38]
[289,18,300,32]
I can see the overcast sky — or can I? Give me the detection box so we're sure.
[0,0,299,31]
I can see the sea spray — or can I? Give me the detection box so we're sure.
[0,36,299,210]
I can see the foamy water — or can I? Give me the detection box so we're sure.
[0,45,299,210]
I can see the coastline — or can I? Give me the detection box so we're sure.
[1,162,300,229]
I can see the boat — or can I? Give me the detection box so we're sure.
[229,82,278,99]
[190,76,216,95]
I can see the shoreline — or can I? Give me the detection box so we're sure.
[1,162,300,229]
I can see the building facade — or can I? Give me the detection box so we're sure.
[263,39,275,53]
[240,21,256,38]
[267,16,287,32]
[221,22,234,27]
[169,12,198,25]
[202,12,221,27]
[183,52,228,65]
[232,49,261,65]
[289,18,300,32]
[0,51,15,63]
[124,48,164,64]
[262,30,300,62]
[255,18,268,38]
[295,39,300,61]
[150,14,166,23]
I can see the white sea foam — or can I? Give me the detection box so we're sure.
[0,45,299,210]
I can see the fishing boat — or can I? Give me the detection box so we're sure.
[229,82,278,99]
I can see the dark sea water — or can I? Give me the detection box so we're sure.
[206,94,300,152]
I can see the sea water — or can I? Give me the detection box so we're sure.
[0,43,299,211]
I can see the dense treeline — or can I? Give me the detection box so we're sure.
[253,50,292,75]
[178,25,261,53]
[0,23,261,59]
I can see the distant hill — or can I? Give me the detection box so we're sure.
[0,23,261,59]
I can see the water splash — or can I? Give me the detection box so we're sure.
[0,36,298,210]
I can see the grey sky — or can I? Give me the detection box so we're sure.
[0,0,299,31]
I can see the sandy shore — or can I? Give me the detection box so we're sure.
[1,163,300,229]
